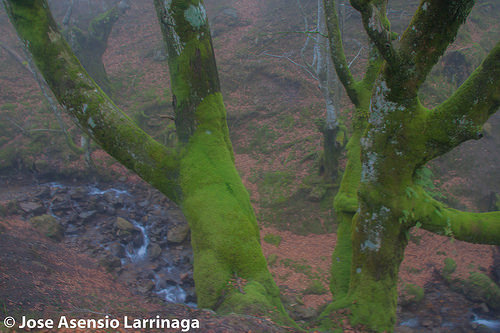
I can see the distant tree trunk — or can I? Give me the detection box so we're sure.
[3,0,293,325]
[315,0,346,183]
[63,3,126,95]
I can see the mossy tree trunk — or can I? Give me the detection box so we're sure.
[3,0,292,325]
[321,0,500,331]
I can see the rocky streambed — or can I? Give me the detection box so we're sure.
[5,179,196,306]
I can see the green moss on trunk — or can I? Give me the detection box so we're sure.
[178,94,292,324]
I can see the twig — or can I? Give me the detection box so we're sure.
[3,115,29,136]
[260,51,318,81]
[29,129,64,133]
[348,46,364,68]
[260,30,327,38]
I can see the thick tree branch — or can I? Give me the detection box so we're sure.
[414,191,500,245]
[399,0,475,90]
[355,0,398,65]
[324,0,360,105]
[424,41,500,162]
[87,6,120,44]
[154,0,221,144]
[3,0,181,201]
[360,43,382,88]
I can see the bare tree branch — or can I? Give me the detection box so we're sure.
[260,51,319,81]
[1,41,85,154]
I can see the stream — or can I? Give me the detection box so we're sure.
[23,181,196,306]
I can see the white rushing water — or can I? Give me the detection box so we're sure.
[156,285,187,303]
[88,186,130,197]
[471,313,500,331]
[126,220,150,262]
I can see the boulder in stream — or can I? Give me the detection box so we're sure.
[29,214,63,241]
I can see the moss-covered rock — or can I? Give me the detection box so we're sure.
[98,255,121,272]
[115,217,136,232]
[452,272,500,311]
[442,257,457,278]
[29,214,63,241]
[399,283,425,306]
[167,222,190,244]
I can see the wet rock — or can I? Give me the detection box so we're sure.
[65,224,80,235]
[85,198,98,211]
[180,271,195,287]
[34,187,51,199]
[50,195,71,213]
[104,191,125,207]
[29,214,63,241]
[168,210,186,224]
[132,232,144,248]
[167,222,190,244]
[20,201,45,215]
[137,280,155,294]
[69,187,87,200]
[149,221,168,241]
[99,255,121,272]
[105,206,116,215]
[138,200,150,208]
[109,242,125,258]
[185,290,197,304]
[115,217,140,243]
[96,202,107,214]
[115,217,137,232]
[78,210,97,222]
[148,243,162,260]
[156,272,179,289]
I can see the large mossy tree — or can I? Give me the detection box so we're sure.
[320,0,500,331]
[2,0,292,326]
[3,0,500,332]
